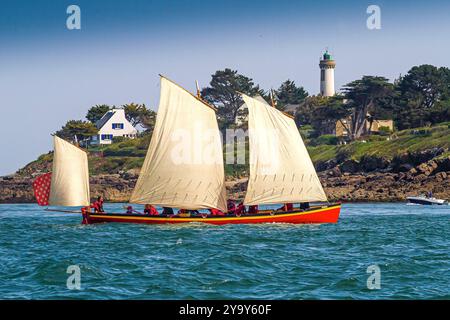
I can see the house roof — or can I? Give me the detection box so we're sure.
[95,111,115,129]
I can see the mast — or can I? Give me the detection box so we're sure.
[270,89,276,108]
[195,80,201,98]
[241,94,327,205]
[130,76,227,211]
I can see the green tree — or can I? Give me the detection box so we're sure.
[395,65,450,129]
[295,95,329,126]
[342,76,395,139]
[275,80,308,108]
[55,120,98,143]
[123,103,153,127]
[308,96,350,135]
[86,104,111,123]
[201,68,264,128]
[399,65,448,109]
[442,67,450,98]
[428,99,450,124]
[140,109,157,134]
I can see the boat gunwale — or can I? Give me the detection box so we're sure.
[87,203,341,221]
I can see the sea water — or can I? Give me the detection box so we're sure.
[0,203,449,299]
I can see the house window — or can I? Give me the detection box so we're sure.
[112,123,124,130]
[101,134,113,140]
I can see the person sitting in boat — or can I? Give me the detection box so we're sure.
[227,199,236,214]
[209,208,225,216]
[277,203,294,211]
[162,207,174,215]
[300,202,310,210]
[92,196,105,213]
[144,204,159,216]
[235,202,246,215]
[427,191,433,198]
[177,209,193,217]
[126,206,134,214]
[248,205,259,214]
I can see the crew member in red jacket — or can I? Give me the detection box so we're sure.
[92,196,105,213]
[248,205,259,214]
[144,204,159,216]
[227,199,236,214]
[235,202,246,215]
[209,208,225,216]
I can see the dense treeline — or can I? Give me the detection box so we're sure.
[296,65,450,139]
[56,64,450,144]
[200,65,450,140]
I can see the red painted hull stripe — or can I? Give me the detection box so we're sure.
[85,205,341,225]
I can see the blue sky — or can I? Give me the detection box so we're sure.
[1,0,450,175]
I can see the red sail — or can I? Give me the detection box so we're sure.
[33,173,52,206]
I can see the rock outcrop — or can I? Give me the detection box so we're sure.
[0,171,139,204]
[320,155,450,202]
[2,154,450,203]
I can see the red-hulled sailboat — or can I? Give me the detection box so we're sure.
[34,76,340,225]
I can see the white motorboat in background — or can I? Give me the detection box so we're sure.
[407,195,448,205]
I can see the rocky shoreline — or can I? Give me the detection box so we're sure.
[2,149,450,204]
[226,156,450,203]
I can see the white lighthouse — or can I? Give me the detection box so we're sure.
[319,50,336,97]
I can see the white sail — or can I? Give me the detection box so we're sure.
[49,136,90,206]
[242,94,327,205]
[254,95,270,105]
[130,76,227,211]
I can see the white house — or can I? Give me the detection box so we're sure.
[91,108,138,145]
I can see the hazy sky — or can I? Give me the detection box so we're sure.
[1,0,449,175]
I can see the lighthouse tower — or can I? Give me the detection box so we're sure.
[319,50,336,97]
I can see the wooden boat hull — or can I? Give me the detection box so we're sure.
[82,204,341,225]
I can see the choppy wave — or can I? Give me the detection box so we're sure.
[0,203,450,299]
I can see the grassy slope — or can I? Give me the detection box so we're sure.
[308,122,450,163]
